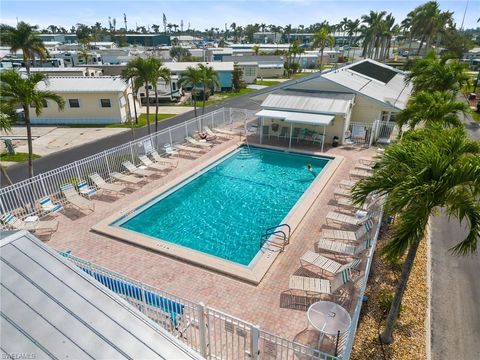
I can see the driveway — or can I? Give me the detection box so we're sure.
[430,99,480,360]
[1,72,318,185]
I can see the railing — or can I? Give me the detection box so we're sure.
[0,108,256,222]
[62,253,338,360]
[260,223,292,251]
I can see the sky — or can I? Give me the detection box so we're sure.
[1,0,478,31]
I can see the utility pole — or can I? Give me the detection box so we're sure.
[460,0,469,31]
[124,13,127,31]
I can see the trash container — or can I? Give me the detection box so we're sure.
[332,136,339,147]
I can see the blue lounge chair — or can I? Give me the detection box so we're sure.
[39,196,64,214]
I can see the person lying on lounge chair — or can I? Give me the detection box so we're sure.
[199,131,216,141]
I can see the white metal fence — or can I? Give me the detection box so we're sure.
[0,108,256,221]
[63,253,339,360]
[346,121,398,147]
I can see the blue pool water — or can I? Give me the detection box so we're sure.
[116,147,330,266]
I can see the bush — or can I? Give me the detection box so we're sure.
[378,290,403,316]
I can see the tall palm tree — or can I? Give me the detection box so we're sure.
[352,126,480,344]
[360,11,387,59]
[345,19,360,60]
[178,67,202,117]
[0,103,16,185]
[0,70,65,177]
[1,22,48,75]
[122,57,156,134]
[284,24,292,43]
[396,91,470,129]
[312,27,334,70]
[78,47,91,67]
[406,51,470,94]
[150,59,171,133]
[198,64,220,115]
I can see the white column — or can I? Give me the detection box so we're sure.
[288,122,293,149]
[259,117,263,144]
[321,125,326,152]
[197,302,208,358]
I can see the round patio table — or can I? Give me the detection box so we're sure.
[307,301,351,336]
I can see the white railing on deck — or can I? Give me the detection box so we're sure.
[63,253,338,360]
[0,108,256,221]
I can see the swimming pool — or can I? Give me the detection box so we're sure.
[113,146,330,267]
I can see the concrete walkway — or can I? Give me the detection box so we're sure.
[140,106,194,114]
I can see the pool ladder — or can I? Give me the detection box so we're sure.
[260,224,291,252]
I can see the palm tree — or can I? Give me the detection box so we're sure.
[1,22,48,75]
[360,11,387,59]
[178,66,202,117]
[78,47,91,66]
[406,51,470,94]
[198,64,220,115]
[150,59,171,133]
[0,103,16,185]
[312,27,334,70]
[252,45,260,55]
[396,91,470,129]
[284,24,292,43]
[0,70,65,177]
[352,126,480,344]
[121,57,156,134]
[345,19,360,60]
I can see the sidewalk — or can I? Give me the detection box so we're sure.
[140,106,194,114]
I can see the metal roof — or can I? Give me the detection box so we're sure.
[164,62,234,72]
[321,59,412,110]
[0,231,203,360]
[256,109,334,126]
[35,76,128,93]
[261,93,354,115]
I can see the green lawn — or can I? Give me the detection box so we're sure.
[0,152,41,162]
[472,111,480,123]
[255,80,282,86]
[107,113,175,128]
[178,88,257,107]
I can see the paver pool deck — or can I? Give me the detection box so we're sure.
[45,138,377,342]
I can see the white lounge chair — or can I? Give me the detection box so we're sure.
[334,187,352,199]
[349,169,371,179]
[150,150,178,167]
[326,211,373,227]
[339,179,357,189]
[77,181,97,199]
[110,172,143,185]
[355,163,374,172]
[317,238,372,257]
[175,144,203,154]
[1,213,58,234]
[61,184,94,211]
[204,126,229,139]
[300,250,361,276]
[321,221,373,242]
[138,155,170,171]
[359,157,376,166]
[122,161,156,177]
[213,127,239,136]
[89,173,125,195]
[38,196,64,214]
[185,136,213,148]
[288,272,352,297]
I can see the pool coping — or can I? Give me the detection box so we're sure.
[91,143,344,285]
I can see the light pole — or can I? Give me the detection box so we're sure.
[126,91,137,139]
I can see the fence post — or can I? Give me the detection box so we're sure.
[74,161,81,181]
[250,325,260,360]
[168,128,173,145]
[39,173,48,197]
[129,142,135,163]
[104,151,111,178]
[369,121,376,147]
[185,122,189,138]
[197,302,208,358]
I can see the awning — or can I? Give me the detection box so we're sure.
[255,109,334,126]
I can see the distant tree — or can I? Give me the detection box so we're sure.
[284,24,292,43]
[178,66,202,117]
[0,70,65,177]
[151,24,160,33]
[78,47,91,66]
[169,46,191,61]
[232,66,245,92]
[312,27,334,70]
[47,25,58,34]
[442,29,474,58]
[1,22,48,75]
[75,23,92,43]
[252,45,260,55]
[150,59,171,132]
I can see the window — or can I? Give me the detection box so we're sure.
[42,99,48,108]
[244,67,256,76]
[100,99,111,108]
[172,82,177,91]
[68,99,80,108]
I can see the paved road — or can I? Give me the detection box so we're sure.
[1,73,318,186]
[430,104,480,360]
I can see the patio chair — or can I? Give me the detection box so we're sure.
[278,126,289,141]
[150,150,178,167]
[204,126,230,139]
[122,161,156,177]
[292,127,301,142]
[213,127,239,136]
[321,220,373,242]
[175,144,203,154]
[163,144,179,157]
[1,213,58,234]
[317,238,372,257]
[185,136,213,148]
[77,181,97,199]
[288,271,352,297]
[38,196,64,214]
[110,171,143,185]
[300,250,361,276]
[359,157,376,166]
[339,179,357,189]
[138,155,170,171]
[349,169,371,179]
[335,196,370,211]
[354,163,374,172]
[89,173,125,195]
[61,184,94,212]
[334,187,352,199]
[326,211,373,227]
[312,134,325,146]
